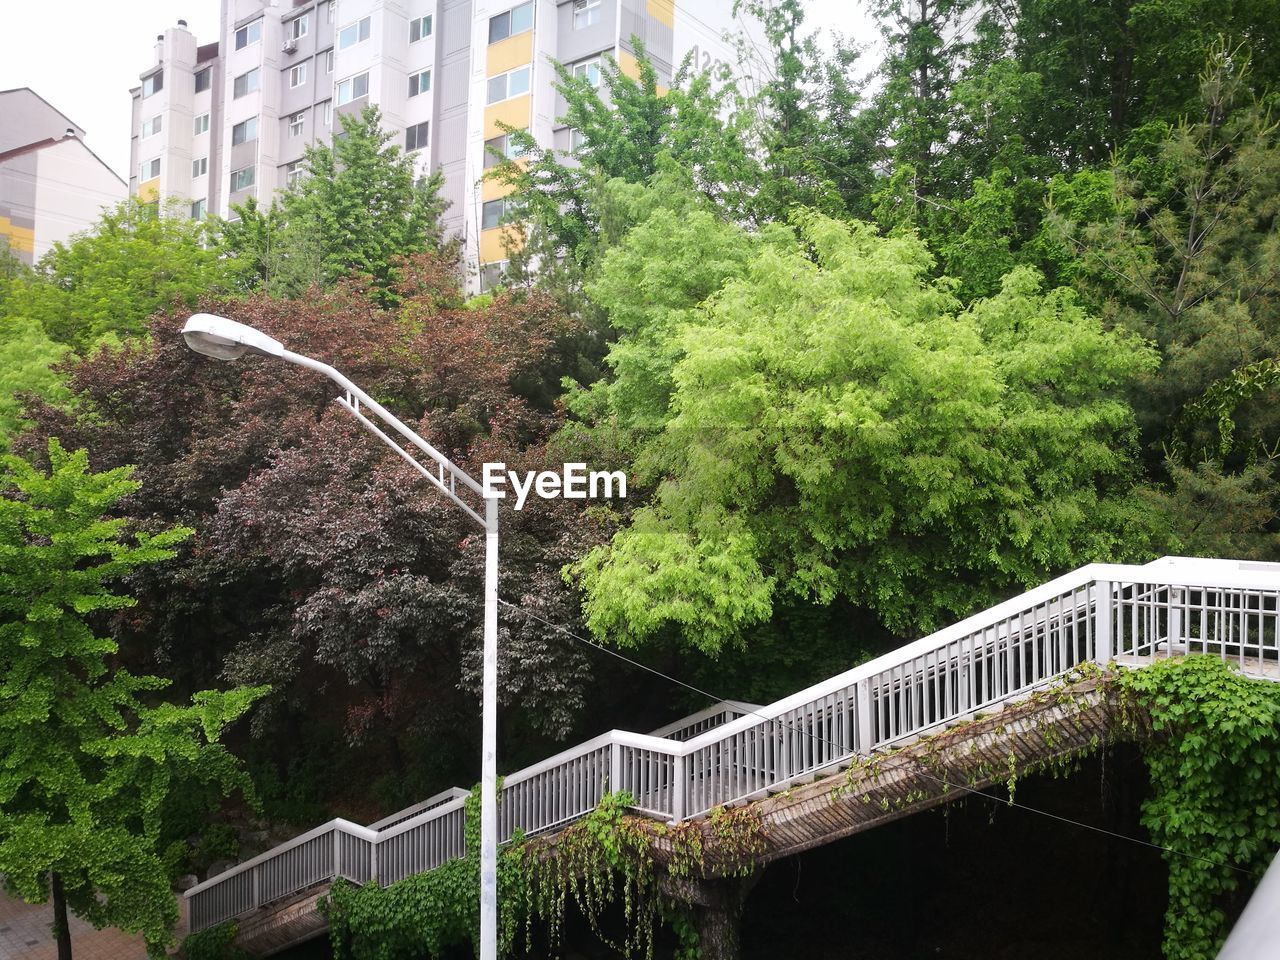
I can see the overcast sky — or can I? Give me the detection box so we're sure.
[0,0,878,179]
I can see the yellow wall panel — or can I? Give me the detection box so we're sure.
[479,225,523,264]
[137,178,160,203]
[481,175,516,202]
[0,216,35,254]
[618,50,641,81]
[484,95,531,139]
[647,0,675,27]
[486,32,534,77]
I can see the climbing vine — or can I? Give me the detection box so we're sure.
[182,920,252,960]
[1116,656,1280,960]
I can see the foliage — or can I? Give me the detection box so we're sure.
[183,921,252,960]
[2,197,240,349]
[220,106,450,299]
[0,440,265,957]
[573,208,1162,653]
[1117,657,1280,960]
[0,315,71,449]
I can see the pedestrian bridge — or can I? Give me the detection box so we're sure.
[185,556,1279,954]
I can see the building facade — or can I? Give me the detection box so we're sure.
[129,0,740,285]
[0,88,127,266]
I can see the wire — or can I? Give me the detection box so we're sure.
[499,597,1264,880]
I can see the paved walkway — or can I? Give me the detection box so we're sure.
[0,889,186,960]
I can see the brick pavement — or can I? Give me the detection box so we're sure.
[0,888,186,960]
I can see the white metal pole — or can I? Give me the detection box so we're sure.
[479,496,499,960]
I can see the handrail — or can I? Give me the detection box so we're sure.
[186,557,1280,931]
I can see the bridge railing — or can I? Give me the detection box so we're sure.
[186,558,1279,932]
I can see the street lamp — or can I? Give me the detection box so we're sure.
[181,313,501,960]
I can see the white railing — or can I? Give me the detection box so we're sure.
[186,557,1279,932]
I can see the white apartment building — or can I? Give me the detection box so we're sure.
[130,1,741,285]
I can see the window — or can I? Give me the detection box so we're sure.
[336,72,369,104]
[230,166,255,191]
[405,121,429,151]
[194,67,211,92]
[409,15,433,43]
[193,112,210,135]
[322,100,333,126]
[191,198,207,220]
[408,70,431,97]
[480,262,506,292]
[285,161,304,187]
[569,127,588,152]
[232,116,259,145]
[486,65,530,104]
[338,16,371,49]
[233,68,260,98]
[141,115,162,138]
[289,63,307,88]
[192,156,208,177]
[326,49,334,73]
[289,111,305,136]
[483,132,526,168]
[142,72,163,97]
[234,19,262,49]
[481,198,508,230]
[572,58,601,88]
[289,14,309,39]
[488,2,533,44]
[573,0,601,29]
[139,157,161,180]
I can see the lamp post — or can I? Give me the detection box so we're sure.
[181,313,500,960]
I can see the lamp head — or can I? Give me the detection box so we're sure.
[182,313,285,361]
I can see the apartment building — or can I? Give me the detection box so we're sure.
[1,88,126,266]
[130,1,741,285]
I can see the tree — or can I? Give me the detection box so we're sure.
[0,316,71,449]
[0,440,264,958]
[571,206,1164,653]
[221,106,450,299]
[2,198,241,349]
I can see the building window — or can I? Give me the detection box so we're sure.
[139,157,161,180]
[480,261,507,291]
[573,0,601,29]
[486,65,531,104]
[322,100,333,126]
[285,161,304,187]
[230,166,256,191]
[233,68,260,99]
[481,198,509,230]
[338,16,371,49]
[483,132,526,168]
[289,111,305,136]
[488,2,533,44]
[234,19,262,49]
[405,121,430,151]
[192,156,208,177]
[408,70,431,97]
[142,72,163,97]
[194,112,210,135]
[289,14,309,39]
[336,72,369,105]
[290,63,307,88]
[572,58,602,88]
[326,49,334,73]
[409,15,433,43]
[141,115,162,138]
[191,198,207,220]
[194,67,211,93]
[231,116,259,145]
[569,127,588,152]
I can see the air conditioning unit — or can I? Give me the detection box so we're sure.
[282,38,297,53]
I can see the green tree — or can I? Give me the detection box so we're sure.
[0,440,265,958]
[3,198,240,349]
[221,106,450,298]
[0,316,71,449]
[572,207,1163,653]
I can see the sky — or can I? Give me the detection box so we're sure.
[0,0,878,181]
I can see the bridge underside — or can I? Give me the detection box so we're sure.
[231,673,1136,957]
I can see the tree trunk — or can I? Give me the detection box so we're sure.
[50,872,73,960]
[668,872,762,960]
